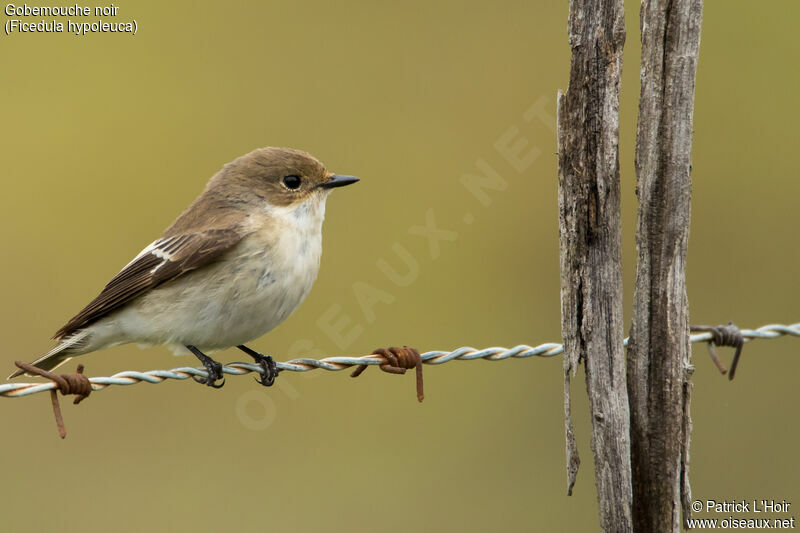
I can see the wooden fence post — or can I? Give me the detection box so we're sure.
[556,1,632,531]
[627,0,704,530]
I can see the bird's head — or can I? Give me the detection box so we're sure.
[214,147,359,210]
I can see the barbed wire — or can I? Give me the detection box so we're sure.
[1,322,797,399]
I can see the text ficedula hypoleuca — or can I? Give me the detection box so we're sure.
[9,146,359,387]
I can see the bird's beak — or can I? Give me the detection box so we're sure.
[321,174,360,189]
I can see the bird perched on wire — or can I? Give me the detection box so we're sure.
[8,147,359,388]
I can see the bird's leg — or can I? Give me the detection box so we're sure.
[186,345,225,388]
[237,345,279,387]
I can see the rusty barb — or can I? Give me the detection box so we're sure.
[351,346,424,402]
[14,361,92,439]
[690,323,745,380]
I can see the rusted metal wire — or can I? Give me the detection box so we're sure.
[13,361,92,438]
[351,346,424,402]
[690,323,746,380]
[2,322,798,399]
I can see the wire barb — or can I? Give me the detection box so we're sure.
[690,323,746,380]
[14,361,91,438]
[351,346,424,402]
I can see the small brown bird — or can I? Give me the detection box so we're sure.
[9,147,359,387]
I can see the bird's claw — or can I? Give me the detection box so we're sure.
[235,345,279,387]
[253,354,279,387]
[193,359,225,388]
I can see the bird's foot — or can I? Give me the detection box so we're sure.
[186,345,225,388]
[194,359,225,388]
[253,355,278,387]
[237,345,279,387]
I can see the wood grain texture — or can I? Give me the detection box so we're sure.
[628,0,704,530]
[556,1,631,531]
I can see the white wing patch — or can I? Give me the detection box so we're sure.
[121,236,190,275]
[121,239,162,270]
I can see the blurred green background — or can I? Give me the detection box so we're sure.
[1,1,798,531]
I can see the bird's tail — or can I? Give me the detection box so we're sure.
[7,331,91,379]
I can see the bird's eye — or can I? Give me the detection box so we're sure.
[283,175,302,190]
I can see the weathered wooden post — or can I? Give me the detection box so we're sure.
[556,1,632,531]
[628,0,704,530]
[558,0,703,529]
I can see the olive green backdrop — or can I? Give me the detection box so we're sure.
[1,1,797,531]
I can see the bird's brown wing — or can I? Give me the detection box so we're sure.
[54,227,245,339]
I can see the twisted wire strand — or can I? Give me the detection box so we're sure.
[2,322,797,399]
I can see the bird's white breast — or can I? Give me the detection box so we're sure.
[95,195,328,353]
